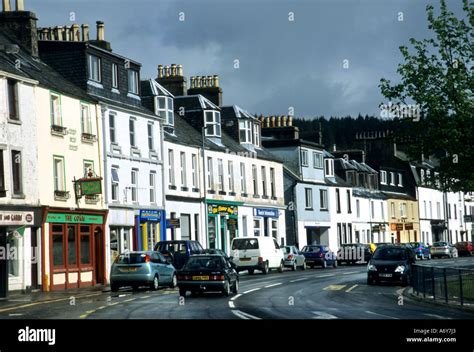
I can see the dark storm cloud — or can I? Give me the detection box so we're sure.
[28,0,466,118]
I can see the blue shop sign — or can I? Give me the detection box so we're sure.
[140,210,161,222]
[254,208,279,218]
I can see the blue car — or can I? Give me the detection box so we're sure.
[301,245,337,269]
[408,242,431,260]
[154,240,205,269]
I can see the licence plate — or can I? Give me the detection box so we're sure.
[240,258,251,262]
[379,273,392,278]
[192,276,209,281]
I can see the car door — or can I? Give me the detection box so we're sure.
[273,239,282,267]
[155,252,171,283]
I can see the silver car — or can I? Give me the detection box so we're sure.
[430,242,458,259]
[282,246,306,271]
[110,251,177,292]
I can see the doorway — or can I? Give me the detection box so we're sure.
[220,216,227,252]
[93,227,104,285]
[306,228,321,245]
[31,228,39,290]
[0,228,7,298]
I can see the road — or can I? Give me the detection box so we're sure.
[1,257,473,320]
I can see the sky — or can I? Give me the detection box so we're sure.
[27,0,467,118]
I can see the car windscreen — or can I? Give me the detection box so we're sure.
[232,239,259,250]
[183,257,224,271]
[301,246,321,253]
[155,242,187,254]
[372,248,407,260]
[115,253,147,264]
[433,242,448,247]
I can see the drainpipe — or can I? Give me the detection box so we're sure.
[292,181,299,248]
[100,103,108,207]
[160,120,166,241]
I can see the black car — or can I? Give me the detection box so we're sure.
[177,254,239,297]
[367,245,416,286]
[154,240,205,270]
[337,243,371,265]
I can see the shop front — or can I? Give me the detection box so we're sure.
[44,209,107,291]
[207,201,242,254]
[135,209,166,251]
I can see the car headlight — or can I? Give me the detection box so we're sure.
[367,264,377,272]
[395,265,405,273]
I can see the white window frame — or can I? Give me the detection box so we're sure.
[252,164,258,196]
[261,166,267,197]
[305,188,313,209]
[390,172,396,186]
[320,189,328,210]
[240,162,247,194]
[301,149,308,167]
[81,103,92,135]
[253,218,261,237]
[398,173,403,187]
[207,157,214,190]
[313,152,323,169]
[129,117,136,147]
[149,172,156,203]
[109,113,116,143]
[168,149,175,186]
[127,69,139,94]
[253,123,260,146]
[270,167,276,198]
[88,54,101,82]
[157,96,174,126]
[111,166,119,201]
[356,199,360,218]
[228,161,234,193]
[217,158,224,192]
[380,170,387,184]
[53,156,65,192]
[191,154,198,189]
[111,63,118,88]
[180,152,187,188]
[204,110,221,137]
[50,93,62,127]
[147,122,154,151]
[324,159,334,177]
[239,120,252,143]
[131,169,138,202]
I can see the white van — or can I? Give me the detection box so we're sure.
[230,237,284,275]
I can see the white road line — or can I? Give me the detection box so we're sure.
[318,274,334,278]
[243,288,261,294]
[345,284,358,292]
[365,310,399,320]
[232,309,261,320]
[343,271,359,275]
[123,298,135,303]
[265,283,282,288]
[140,295,151,299]
[424,313,452,320]
[290,278,308,282]
[228,301,235,309]
[230,294,242,301]
[8,313,23,317]
[312,311,338,319]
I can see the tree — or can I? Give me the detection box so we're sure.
[380,0,474,192]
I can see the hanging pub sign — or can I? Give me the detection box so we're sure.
[208,204,238,216]
[74,177,103,197]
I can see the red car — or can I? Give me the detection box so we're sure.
[454,241,474,256]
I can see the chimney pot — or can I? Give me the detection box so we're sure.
[63,26,70,41]
[72,24,80,41]
[190,76,195,88]
[158,65,164,79]
[283,115,288,127]
[15,0,23,11]
[196,76,202,88]
[288,116,293,126]
[213,75,219,87]
[271,116,276,127]
[177,64,183,77]
[81,24,89,41]
[55,26,63,41]
[2,0,10,11]
[165,66,171,77]
[207,75,213,87]
[171,64,177,76]
[96,21,105,41]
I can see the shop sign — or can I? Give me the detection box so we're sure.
[0,211,34,226]
[391,223,404,231]
[404,223,414,231]
[166,219,180,228]
[75,177,103,197]
[140,210,161,222]
[46,213,103,224]
[208,204,238,216]
[254,208,279,218]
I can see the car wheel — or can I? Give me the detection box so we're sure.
[322,260,327,269]
[302,262,307,270]
[262,262,269,275]
[278,261,284,273]
[222,280,231,297]
[333,260,337,268]
[292,262,297,271]
[232,279,239,294]
[111,284,119,292]
[169,273,177,288]
[367,277,374,285]
[179,289,186,297]
[150,275,159,291]
[248,269,254,275]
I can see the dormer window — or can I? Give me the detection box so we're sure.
[253,123,260,146]
[157,97,174,126]
[420,169,425,184]
[128,69,139,94]
[204,110,221,137]
[239,120,252,143]
[88,54,101,83]
[324,158,334,177]
[380,170,387,184]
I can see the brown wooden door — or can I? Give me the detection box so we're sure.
[94,227,104,285]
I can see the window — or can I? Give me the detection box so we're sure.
[52,225,64,267]
[53,156,65,191]
[207,157,213,190]
[381,202,385,220]
[131,169,138,202]
[420,169,425,184]
[129,118,136,147]
[270,167,276,198]
[80,229,91,265]
[88,54,101,82]
[149,172,156,203]
[347,190,352,213]
[157,97,174,126]
[168,150,175,186]
[253,123,260,146]
[50,93,61,126]
[109,113,116,143]
[411,203,415,219]
[11,150,21,195]
[191,154,198,189]
[391,202,395,218]
[424,201,427,218]
[81,104,92,135]
[252,164,258,196]
[128,69,139,94]
[239,120,252,143]
[240,162,246,194]
[204,111,221,137]
[83,160,94,178]
[324,159,334,177]
[7,79,18,120]
[454,204,457,219]
[111,63,118,88]
[261,166,267,197]
[356,199,360,218]
[429,201,433,218]
[436,202,441,219]
[0,150,4,192]
[301,149,308,166]
[180,152,187,187]
[390,172,395,185]
[111,167,119,201]
[242,216,248,237]
[398,173,403,187]
[228,161,234,193]
[217,159,224,192]
[305,188,313,209]
[320,189,328,210]
[371,201,375,218]
[336,188,341,213]
[147,123,154,150]
[67,226,76,266]
[380,170,387,184]
[313,152,323,169]
[400,203,407,218]
[271,220,278,239]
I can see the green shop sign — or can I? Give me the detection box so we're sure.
[46,213,104,224]
[75,178,102,196]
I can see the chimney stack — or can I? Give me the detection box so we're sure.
[156,63,188,96]
[96,21,105,41]
[81,24,89,41]
[187,74,223,106]
[2,0,11,11]
[15,0,23,11]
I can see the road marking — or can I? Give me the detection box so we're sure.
[323,285,346,291]
[343,271,358,275]
[140,295,151,299]
[345,284,358,292]
[424,313,452,320]
[123,298,135,303]
[79,314,88,319]
[365,310,399,320]
[243,288,261,294]
[108,302,119,306]
[230,294,242,301]
[290,278,308,282]
[231,309,261,320]
[229,301,235,309]
[96,306,106,310]
[118,294,128,298]
[312,311,338,319]
[8,313,24,317]
[318,274,335,278]
[265,283,282,288]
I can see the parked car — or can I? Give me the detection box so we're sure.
[430,242,458,258]
[110,251,177,292]
[337,243,371,265]
[367,245,416,286]
[230,237,284,275]
[454,241,474,257]
[204,248,230,260]
[281,246,306,271]
[154,240,205,269]
[369,242,390,254]
[301,245,337,269]
[177,254,239,297]
[408,242,431,260]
